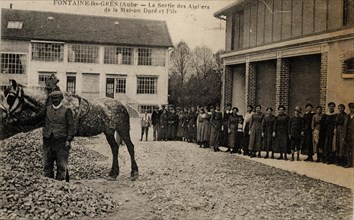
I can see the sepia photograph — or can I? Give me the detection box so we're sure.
[0,0,354,219]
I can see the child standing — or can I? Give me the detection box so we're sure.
[289,106,304,161]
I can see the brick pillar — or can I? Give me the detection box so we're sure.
[275,57,290,114]
[245,62,256,108]
[223,65,233,109]
[320,52,328,111]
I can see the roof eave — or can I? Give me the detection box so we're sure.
[1,36,173,48]
[214,0,255,18]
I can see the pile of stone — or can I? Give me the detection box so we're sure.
[1,129,109,180]
[0,130,117,219]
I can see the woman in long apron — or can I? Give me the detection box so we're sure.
[249,105,264,158]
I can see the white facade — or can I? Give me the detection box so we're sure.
[1,39,170,112]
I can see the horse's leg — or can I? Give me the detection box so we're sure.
[117,128,139,180]
[104,129,120,179]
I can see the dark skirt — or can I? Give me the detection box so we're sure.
[209,126,221,147]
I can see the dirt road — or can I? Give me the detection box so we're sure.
[72,119,352,220]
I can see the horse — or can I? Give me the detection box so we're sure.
[0,79,138,180]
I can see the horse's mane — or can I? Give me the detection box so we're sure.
[22,86,48,108]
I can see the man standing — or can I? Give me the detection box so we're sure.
[43,91,75,181]
[151,106,160,141]
[140,111,151,141]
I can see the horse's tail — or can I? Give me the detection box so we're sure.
[115,131,123,145]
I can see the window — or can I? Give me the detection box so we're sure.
[115,77,126,93]
[7,21,23,29]
[66,75,76,93]
[137,76,157,94]
[104,46,133,65]
[344,58,354,74]
[32,42,64,61]
[38,72,56,87]
[0,85,8,91]
[152,49,166,66]
[231,11,244,50]
[343,0,349,26]
[138,48,166,66]
[138,48,152,66]
[68,44,99,63]
[106,76,127,98]
[1,53,26,74]
[138,105,158,114]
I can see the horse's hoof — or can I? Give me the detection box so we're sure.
[107,176,117,181]
[130,173,138,181]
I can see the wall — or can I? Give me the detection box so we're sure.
[0,39,29,85]
[327,39,354,106]
[255,60,276,110]
[1,40,169,106]
[231,64,246,115]
[288,54,321,112]
[227,0,349,52]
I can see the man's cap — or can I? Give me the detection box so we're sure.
[294,106,302,113]
[48,90,63,98]
[348,103,354,108]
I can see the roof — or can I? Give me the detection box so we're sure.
[214,0,254,18]
[1,9,173,47]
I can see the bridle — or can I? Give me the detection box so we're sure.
[1,85,25,119]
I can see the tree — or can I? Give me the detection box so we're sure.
[168,43,224,107]
[169,41,191,85]
[190,46,216,80]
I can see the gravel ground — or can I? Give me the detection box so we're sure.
[74,119,353,220]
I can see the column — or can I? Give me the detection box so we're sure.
[223,65,233,110]
[320,52,328,111]
[275,56,290,114]
[245,61,256,108]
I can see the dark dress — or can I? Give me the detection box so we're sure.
[177,112,185,139]
[289,116,304,151]
[209,111,223,147]
[249,112,264,152]
[262,114,276,153]
[302,112,315,155]
[183,112,190,139]
[167,112,178,140]
[319,113,337,161]
[335,112,348,157]
[187,112,197,141]
[158,113,168,140]
[347,114,354,165]
[228,114,242,149]
[222,111,232,147]
[275,114,290,153]
[228,114,238,148]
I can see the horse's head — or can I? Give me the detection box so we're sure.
[0,79,47,140]
[1,79,25,120]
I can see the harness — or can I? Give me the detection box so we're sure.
[74,95,90,134]
[1,86,25,118]
[2,85,90,134]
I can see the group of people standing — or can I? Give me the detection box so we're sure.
[141,102,354,168]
